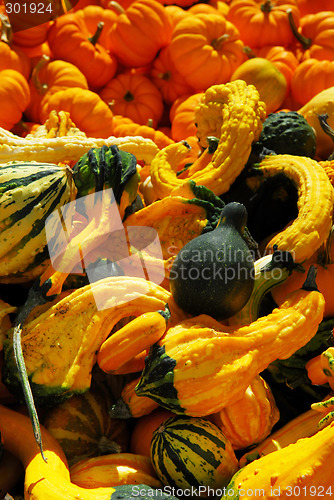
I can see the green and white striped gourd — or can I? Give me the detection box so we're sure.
[0,161,76,283]
[150,416,238,494]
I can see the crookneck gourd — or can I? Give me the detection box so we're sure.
[150,80,266,198]
[135,267,325,416]
[250,154,334,263]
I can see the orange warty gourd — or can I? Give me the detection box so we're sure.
[0,69,30,130]
[99,72,164,128]
[231,57,287,114]
[226,0,300,49]
[47,12,117,90]
[40,87,114,138]
[168,13,246,92]
[107,0,173,68]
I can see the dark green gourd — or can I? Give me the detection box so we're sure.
[169,202,255,320]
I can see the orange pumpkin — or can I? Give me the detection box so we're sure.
[289,10,334,62]
[99,72,164,128]
[25,55,89,123]
[47,12,117,90]
[0,13,31,79]
[231,57,287,114]
[107,0,173,68]
[291,58,334,108]
[226,0,300,49]
[130,408,176,457]
[112,118,175,150]
[75,5,118,50]
[12,21,51,47]
[150,46,195,105]
[296,0,334,16]
[0,69,30,130]
[168,13,246,92]
[164,5,190,29]
[40,87,114,138]
[170,92,204,142]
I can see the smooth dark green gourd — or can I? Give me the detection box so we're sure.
[169,202,255,320]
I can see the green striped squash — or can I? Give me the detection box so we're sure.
[0,161,76,283]
[150,416,239,494]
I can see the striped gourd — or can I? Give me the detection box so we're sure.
[0,161,76,282]
[150,416,238,492]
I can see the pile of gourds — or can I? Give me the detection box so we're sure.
[2,0,334,499]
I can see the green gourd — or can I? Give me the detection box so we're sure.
[169,202,255,320]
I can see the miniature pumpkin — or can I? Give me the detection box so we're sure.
[168,13,246,92]
[170,92,204,142]
[99,72,164,128]
[291,58,334,107]
[0,69,30,130]
[0,13,31,79]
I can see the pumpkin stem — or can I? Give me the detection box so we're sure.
[260,0,273,13]
[88,22,104,46]
[32,54,51,95]
[107,0,126,14]
[211,33,230,51]
[146,118,154,128]
[287,8,312,50]
[123,90,134,102]
[158,71,172,81]
[243,46,257,59]
[0,13,13,45]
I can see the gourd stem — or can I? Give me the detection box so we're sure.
[13,324,47,463]
[88,22,104,46]
[107,0,126,14]
[32,54,51,95]
[317,113,334,160]
[287,8,312,50]
[0,13,13,45]
[243,46,257,59]
[211,34,230,51]
[301,265,319,292]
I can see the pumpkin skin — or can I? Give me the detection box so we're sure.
[107,0,173,68]
[40,87,114,138]
[251,45,299,90]
[12,21,51,47]
[291,58,334,108]
[170,92,204,142]
[226,0,300,49]
[292,11,334,62]
[0,14,31,79]
[99,72,164,128]
[297,0,334,16]
[168,13,246,92]
[25,56,89,124]
[0,69,30,130]
[150,46,194,105]
[47,12,117,90]
[231,57,287,114]
[130,408,176,457]
[75,5,118,50]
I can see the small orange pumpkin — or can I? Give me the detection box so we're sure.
[107,0,173,68]
[25,55,89,123]
[75,5,118,50]
[47,12,117,90]
[168,13,246,92]
[296,0,334,16]
[40,87,114,138]
[170,92,204,142]
[0,69,30,130]
[291,58,334,108]
[12,21,51,47]
[226,0,300,49]
[0,13,31,79]
[99,72,164,128]
[130,408,176,456]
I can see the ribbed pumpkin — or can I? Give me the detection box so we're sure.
[150,416,239,491]
[0,69,30,130]
[40,87,114,138]
[291,58,334,108]
[0,161,76,282]
[168,13,246,92]
[0,13,31,79]
[25,55,89,124]
[99,72,164,128]
[107,0,173,67]
[47,11,117,90]
[43,390,130,466]
[209,375,280,450]
[170,92,204,142]
[226,0,300,49]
